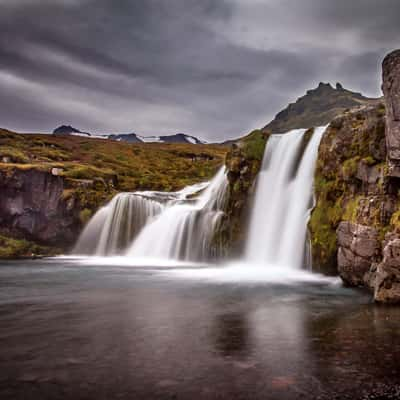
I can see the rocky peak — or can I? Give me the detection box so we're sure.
[53,125,90,136]
[263,82,378,134]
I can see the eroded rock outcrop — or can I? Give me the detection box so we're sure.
[309,102,387,275]
[382,49,400,175]
[0,167,115,256]
[310,49,400,302]
[214,130,269,256]
[337,222,380,286]
[372,236,400,303]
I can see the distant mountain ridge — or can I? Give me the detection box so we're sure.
[52,125,205,144]
[263,82,380,133]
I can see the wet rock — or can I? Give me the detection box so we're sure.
[0,168,79,246]
[356,162,383,193]
[373,237,400,303]
[337,222,380,286]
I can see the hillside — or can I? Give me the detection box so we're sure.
[263,82,379,133]
[0,129,226,191]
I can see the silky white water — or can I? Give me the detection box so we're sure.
[245,127,326,269]
[127,167,227,261]
[73,125,324,271]
[73,193,163,255]
[73,168,227,259]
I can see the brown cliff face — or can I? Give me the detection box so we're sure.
[0,168,79,247]
[383,50,400,173]
[213,130,269,257]
[310,49,400,302]
[0,166,118,256]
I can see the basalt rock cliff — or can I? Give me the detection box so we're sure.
[0,167,116,257]
[215,130,269,257]
[310,49,400,303]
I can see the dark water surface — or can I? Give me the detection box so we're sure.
[1,258,400,400]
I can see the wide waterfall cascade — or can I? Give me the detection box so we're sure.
[127,167,228,261]
[73,193,163,256]
[245,127,326,269]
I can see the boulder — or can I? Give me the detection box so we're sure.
[337,222,380,286]
[372,237,400,303]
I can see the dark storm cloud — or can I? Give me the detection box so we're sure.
[0,0,399,140]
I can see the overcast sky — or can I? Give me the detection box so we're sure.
[0,0,399,141]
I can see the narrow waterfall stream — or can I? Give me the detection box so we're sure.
[245,127,326,268]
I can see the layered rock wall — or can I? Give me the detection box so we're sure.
[214,130,269,257]
[0,167,115,255]
[310,49,400,302]
[383,49,400,173]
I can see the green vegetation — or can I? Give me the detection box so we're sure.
[0,234,59,258]
[308,103,389,272]
[0,129,228,192]
[239,129,269,161]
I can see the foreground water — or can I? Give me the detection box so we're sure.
[1,259,400,400]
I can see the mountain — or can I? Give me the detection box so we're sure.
[149,133,204,144]
[52,126,205,144]
[53,125,91,137]
[108,133,142,143]
[263,82,380,133]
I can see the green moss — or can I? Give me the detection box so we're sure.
[0,235,58,259]
[309,200,338,269]
[309,104,391,273]
[0,146,30,163]
[362,155,377,166]
[79,208,93,225]
[240,130,269,161]
[390,210,400,232]
[342,196,360,222]
[342,156,360,179]
[63,164,115,180]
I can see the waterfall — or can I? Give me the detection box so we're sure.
[73,193,163,256]
[245,127,326,268]
[126,167,228,261]
[73,124,323,267]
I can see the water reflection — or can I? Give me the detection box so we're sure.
[212,312,250,357]
[1,261,400,400]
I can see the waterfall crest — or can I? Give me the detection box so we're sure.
[245,127,326,268]
[126,167,228,261]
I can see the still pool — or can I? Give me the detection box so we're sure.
[0,258,399,400]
